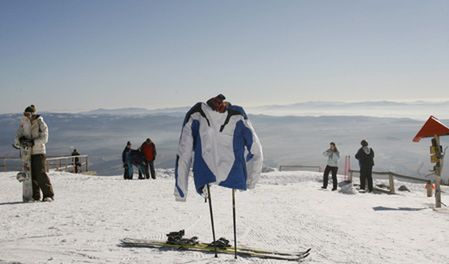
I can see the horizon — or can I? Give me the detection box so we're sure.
[2,99,449,115]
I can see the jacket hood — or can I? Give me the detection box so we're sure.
[363,146,371,155]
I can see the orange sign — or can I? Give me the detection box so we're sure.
[412,116,449,142]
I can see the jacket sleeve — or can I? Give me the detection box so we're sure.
[122,149,126,163]
[174,117,194,201]
[153,143,157,159]
[323,150,331,157]
[15,125,24,147]
[242,119,263,189]
[355,149,361,160]
[34,118,48,146]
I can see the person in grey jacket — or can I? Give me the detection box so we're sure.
[15,105,54,202]
[321,142,340,191]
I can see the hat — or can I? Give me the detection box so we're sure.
[24,105,36,113]
[361,140,368,146]
[207,94,227,113]
[127,141,131,146]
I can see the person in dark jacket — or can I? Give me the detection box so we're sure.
[71,149,82,173]
[122,141,132,179]
[355,140,375,192]
[128,149,147,179]
[139,138,157,179]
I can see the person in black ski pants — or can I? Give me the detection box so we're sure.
[355,140,375,192]
[321,142,340,191]
[122,141,132,179]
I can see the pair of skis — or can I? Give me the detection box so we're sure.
[119,238,311,261]
[120,185,311,261]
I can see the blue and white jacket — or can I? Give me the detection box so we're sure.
[174,102,263,201]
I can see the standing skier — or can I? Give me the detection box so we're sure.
[321,142,340,191]
[139,138,157,179]
[15,105,55,202]
[122,141,132,179]
[355,140,375,192]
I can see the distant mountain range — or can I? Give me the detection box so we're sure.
[81,107,189,116]
[2,110,449,180]
[77,100,449,120]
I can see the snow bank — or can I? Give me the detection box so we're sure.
[1,170,449,264]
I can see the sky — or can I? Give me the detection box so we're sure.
[0,0,448,113]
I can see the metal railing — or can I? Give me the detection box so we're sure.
[1,155,89,173]
[46,155,89,173]
[279,165,322,172]
[348,169,432,194]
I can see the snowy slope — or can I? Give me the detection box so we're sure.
[1,170,449,264]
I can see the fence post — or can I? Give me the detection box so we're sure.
[344,155,350,181]
[388,174,395,194]
[86,156,89,172]
[426,181,433,197]
[349,170,353,182]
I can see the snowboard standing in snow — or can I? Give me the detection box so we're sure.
[13,140,33,202]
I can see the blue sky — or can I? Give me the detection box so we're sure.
[1,0,448,113]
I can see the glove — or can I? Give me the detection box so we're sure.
[19,137,34,147]
[123,163,128,168]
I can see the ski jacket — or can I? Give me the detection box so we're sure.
[16,115,48,155]
[128,149,146,166]
[174,102,263,201]
[323,149,340,167]
[355,147,374,167]
[140,142,156,161]
[122,147,131,164]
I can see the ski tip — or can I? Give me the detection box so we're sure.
[298,253,310,262]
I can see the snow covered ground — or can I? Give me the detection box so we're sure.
[1,170,449,264]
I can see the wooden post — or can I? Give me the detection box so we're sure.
[388,174,395,194]
[2,158,6,172]
[349,170,353,182]
[434,135,442,208]
[426,181,433,197]
[86,156,89,172]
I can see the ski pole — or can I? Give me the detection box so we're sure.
[232,188,237,259]
[207,184,218,257]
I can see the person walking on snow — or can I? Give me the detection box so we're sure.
[321,142,340,191]
[355,140,375,192]
[139,138,157,179]
[122,141,132,179]
[15,105,55,202]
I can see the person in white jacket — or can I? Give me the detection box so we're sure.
[321,142,340,191]
[174,94,263,201]
[16,105,54,202]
